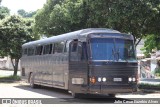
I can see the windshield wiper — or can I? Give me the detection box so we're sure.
[108,48,119,61]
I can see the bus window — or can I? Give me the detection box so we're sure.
[69,41,79,61]
[28,47,35,56]
[77,42,88,61]
[54,42,64,53]
[43,44,53,54]
[35,46,43,55]
[81,42,88,61]
[71,42,78,52]
[64,41,70,53]
[22,48,28,55]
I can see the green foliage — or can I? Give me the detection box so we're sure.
[34,0,160,46]
[34,0,111,36]
[17,9,37,18]
[155,68,160,77]
[34,0,65,35]
[0,15,38,75]
[0,75,21,82]
[48,0,84,35]
[0,6,10,19]
[108,0,160,46]
[141,35,160,57]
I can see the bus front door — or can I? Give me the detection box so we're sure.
[68,41,88,95]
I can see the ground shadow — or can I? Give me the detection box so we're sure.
[13,83,139,103]
[14,84,71,98]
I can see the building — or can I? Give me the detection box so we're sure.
[0,56,21,70]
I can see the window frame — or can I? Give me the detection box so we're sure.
[35,45,43,55]
[43,44,53,55]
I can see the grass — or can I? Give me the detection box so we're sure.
[0,75,21,82]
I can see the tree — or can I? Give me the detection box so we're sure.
[0,6,10,19]
[34,0,65,35]
[17,9,37,18]
[34,0,160,46]
[141,35,160,57]
[107,0,160,46]
[0,15,38,76]
[17,9,26,17]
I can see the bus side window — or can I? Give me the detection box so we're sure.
[49,44,53,54]
[81,42,88,61]
[43,44,52,54]
[43,45,50,54]
[70,41,87,61]
[22,48,28,56]
[52,44,55,54]
[35,46,43,55]
[71,42,78,52]
[70,41,78,61]
[54,42,64,53]
[28,47,35,56]
[64,41,70,53]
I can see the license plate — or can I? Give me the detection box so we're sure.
[113,78,122,82]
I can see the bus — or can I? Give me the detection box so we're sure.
[21,28,138,98]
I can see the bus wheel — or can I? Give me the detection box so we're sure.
[108,94,115,98]
[71,93,81,98]
[29,73,38,88]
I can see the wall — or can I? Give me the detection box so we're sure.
[0,56,21,70]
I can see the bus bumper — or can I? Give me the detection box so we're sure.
[87,84,137,94]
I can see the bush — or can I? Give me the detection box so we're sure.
[0,75,21,81]
[155,68,160,77]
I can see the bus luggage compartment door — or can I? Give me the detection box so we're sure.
[68,61,88,93]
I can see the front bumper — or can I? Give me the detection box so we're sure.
[87,84,137,94]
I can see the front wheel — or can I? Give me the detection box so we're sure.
[29,73,38,88]
[108,94,116,98]
[71,93,82,98]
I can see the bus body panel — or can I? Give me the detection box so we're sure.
[21,53,69,90]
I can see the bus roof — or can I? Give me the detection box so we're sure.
[22,28,132,48]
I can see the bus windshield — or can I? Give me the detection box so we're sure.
[90,38,136,62]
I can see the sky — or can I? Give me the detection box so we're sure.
[1,0,47,14]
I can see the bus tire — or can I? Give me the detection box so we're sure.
[108,94,115,98]
[29,73,38,88]
[71,93,81,98]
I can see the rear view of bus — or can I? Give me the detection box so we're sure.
[69,30,138,97]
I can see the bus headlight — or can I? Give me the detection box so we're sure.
[128,77,136,82]
[132,77,136,82]
[98,77,102,82]
[128,77,132,82]
[102,77,107,82]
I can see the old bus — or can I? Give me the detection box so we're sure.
[21,28,138,98]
